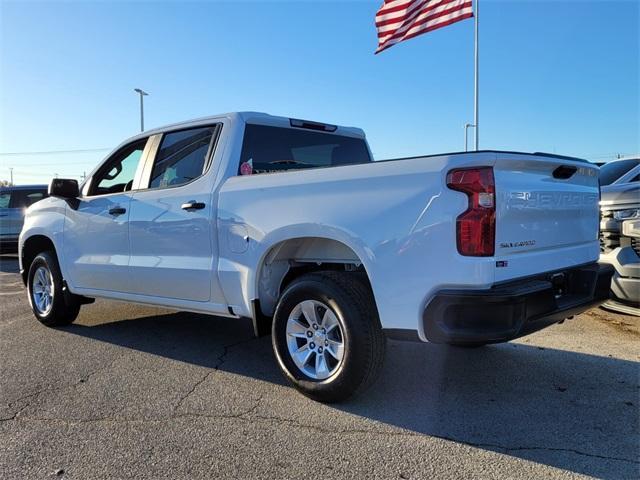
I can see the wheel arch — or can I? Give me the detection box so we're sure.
[21,234,57,285]
[253,234,377,319]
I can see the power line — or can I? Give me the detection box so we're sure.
[0,147,110,156]
[9,170,82,178]
[7,160,100,166]
[6,166,88,174]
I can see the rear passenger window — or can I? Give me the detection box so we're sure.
[149,125,219,189]
[9,189,48,208]
[0,192,10,208]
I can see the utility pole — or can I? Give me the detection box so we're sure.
[134,88,149,132]
[9,167,13,185]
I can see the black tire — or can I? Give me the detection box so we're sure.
[27,250,80,327]
[272,271,385,403]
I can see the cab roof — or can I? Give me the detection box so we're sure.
[127,112,366,143]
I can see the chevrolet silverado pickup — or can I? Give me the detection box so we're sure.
[598,157,640,315]
[19,112,612,402]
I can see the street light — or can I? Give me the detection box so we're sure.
[134,88,149,132]
[464,123,476,152]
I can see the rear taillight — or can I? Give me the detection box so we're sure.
[447,167,495,257]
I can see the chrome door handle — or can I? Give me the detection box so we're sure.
[181,201,205,211]
[108,207,126,216]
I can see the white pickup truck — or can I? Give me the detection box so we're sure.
[19,112,612,402]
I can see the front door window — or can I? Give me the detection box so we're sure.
[89,140,146,196]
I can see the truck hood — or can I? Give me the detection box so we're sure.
[600,183,640,208]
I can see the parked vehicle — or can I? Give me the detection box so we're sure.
[623,219,640,238]
[599,157,640,315]
[599,157,639,187]
[0,184,48,251]
[19,112,612,402]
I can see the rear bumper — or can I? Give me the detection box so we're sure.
[423,262,614,345]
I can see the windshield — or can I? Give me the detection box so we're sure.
[599,159,639,186]
[239,124,372,175]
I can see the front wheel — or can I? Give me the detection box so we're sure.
[272,272,385,403]
[27,251,80,327]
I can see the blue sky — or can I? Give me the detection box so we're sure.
[1,0,638,185]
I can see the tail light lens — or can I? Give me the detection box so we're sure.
[447,167,495,256]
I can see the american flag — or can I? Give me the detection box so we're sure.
[375,0,474,54]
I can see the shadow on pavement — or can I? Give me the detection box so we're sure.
[64,309,640,479]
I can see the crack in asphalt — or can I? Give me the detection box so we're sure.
[249,414,640,465]
[78,355,124,385]
[0,354,126,422]
[0,399,32,422]
[435,436,640,466]
[172,370,216,414]
[499,444,640,464]
[14,398,266,426]
[4,408,638,465]
[214,336,261,370]
[2,333,637,467]
[2,335,259,422]
[172,336,259,414]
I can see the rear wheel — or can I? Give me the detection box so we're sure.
[272,271,385,403]
[27,251,80,327]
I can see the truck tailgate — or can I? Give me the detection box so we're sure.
[493,154,600,281]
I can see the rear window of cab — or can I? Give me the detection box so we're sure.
[238,124,371,175]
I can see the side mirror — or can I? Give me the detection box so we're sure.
[49,178,79,199]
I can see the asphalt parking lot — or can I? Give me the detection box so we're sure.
[0,253,638,479]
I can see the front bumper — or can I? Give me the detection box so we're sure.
[423,262,614,345]
[599,245,640,306]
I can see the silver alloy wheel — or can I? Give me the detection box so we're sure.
[32,266,54,316]
[286,299,345,380]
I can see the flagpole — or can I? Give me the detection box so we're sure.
[473,0,479,150]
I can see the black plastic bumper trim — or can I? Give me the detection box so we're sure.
[423,262,614,345]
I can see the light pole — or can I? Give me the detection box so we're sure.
[9,167,13,185]
[464,123,476,152]
[473,0,479,150]
[134,88,149,132]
